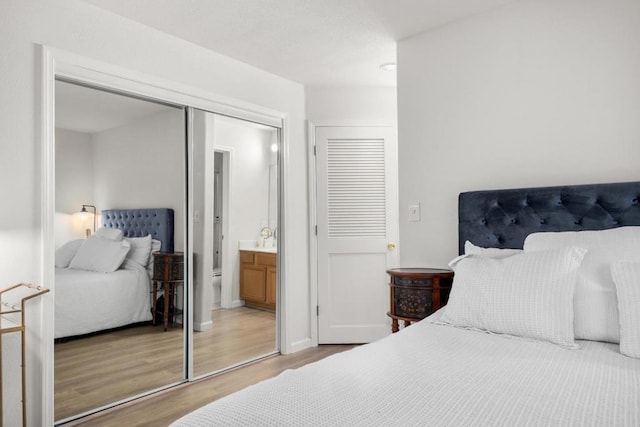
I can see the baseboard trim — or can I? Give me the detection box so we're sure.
[231,299,244,308]
[194,320,213,332]
[287,337,313,354]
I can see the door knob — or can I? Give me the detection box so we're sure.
[387,243,396,250]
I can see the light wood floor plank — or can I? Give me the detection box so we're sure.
[55,307,276,421]
[62,344,355,426]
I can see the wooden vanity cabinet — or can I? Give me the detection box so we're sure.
[240,250,277,311]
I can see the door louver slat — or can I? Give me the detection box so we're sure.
[327,138,386,239]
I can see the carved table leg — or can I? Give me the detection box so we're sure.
[152,281,157,326]
[164,282,170,331]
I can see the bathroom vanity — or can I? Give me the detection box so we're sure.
[239,249,277,311]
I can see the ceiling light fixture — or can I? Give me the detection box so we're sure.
[379,62,397,72]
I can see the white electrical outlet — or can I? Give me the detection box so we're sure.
[408,204,420,222]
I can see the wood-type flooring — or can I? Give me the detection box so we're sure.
[55,307,276,421]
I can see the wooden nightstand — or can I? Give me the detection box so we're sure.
[151,252,184,331]
[386,268,454,333]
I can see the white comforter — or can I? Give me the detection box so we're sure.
[55,260,152,339]
[173,314,640,426]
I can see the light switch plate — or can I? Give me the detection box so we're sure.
[408,204,420,222]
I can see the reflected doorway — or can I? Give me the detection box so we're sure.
[191,110,279,378]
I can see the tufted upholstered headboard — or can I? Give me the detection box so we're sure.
[101,208,174,253]
[458,181,640,254]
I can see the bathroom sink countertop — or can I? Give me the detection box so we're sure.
[240,247,277,253]
[238,240,277,253]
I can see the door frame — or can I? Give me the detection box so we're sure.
[307,121,399,346]
[41,45,289,426]
[212,146,235,309]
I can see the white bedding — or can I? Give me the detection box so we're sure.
[55,260,152,339]
[173,313,640,426]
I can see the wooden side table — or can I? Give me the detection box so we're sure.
[387,268,454,333]
[151,252,184,331]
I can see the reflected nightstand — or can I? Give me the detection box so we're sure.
[151,252,184,331]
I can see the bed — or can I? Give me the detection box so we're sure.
[54,208,174,339]
[173,181,640,426]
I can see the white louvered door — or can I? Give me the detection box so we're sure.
[316,125,398,343]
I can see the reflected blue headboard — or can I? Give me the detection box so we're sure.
[458,181,640,254]
[101,208,174,253]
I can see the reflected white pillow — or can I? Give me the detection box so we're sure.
[125,234,153,267]
[68,236,130,273]
[95,227,124,241]
[55,239,84,268]
[439,247,586,348]
[524,227,640,343]
[611,260,640,358]
[147,239,162,276]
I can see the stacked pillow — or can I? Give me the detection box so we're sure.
[54,239,85,268]
[67,236,131,273]
[55,227,162,275]
[523,227,640,344]
[441,244,584,348]
[611,260,640,357]
[439,228,640,357]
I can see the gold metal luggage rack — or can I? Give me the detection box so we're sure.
[0,283,49,427]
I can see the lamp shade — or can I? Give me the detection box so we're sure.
[76,204,97,232]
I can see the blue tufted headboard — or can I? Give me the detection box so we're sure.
[458,181,640,254]
[101,208,174,253]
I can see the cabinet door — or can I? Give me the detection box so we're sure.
[240,265,267,303]
[266,266,277,306]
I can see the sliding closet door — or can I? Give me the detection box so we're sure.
[53,80,187,423]
[190,109,279,378]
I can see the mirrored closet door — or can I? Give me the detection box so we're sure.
[53,80,187,422]
[52,79,282,424]
[190,109,279,378]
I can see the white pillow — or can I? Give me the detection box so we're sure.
[55,239,84,268]
[438,247,586,348]
[465,241,522,258]
[611,260,640,358]
[68,236,131,273]
[125,234,153,267]
[147,239,162,275]
[151,238,162,254]
[524,227,640,343]
[95,227,124,241]
[449,241,522,271]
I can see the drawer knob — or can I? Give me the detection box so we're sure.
[387,242,396,250]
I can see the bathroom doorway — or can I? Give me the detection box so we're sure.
[191,110,279,378]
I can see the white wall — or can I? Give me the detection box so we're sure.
[0,0,307,423]
[306,86,397,123]
[92,108,186,250]
[397,0,640,268]
[213,115,274,303]
[54,128,94,247]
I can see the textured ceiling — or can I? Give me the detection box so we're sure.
[81,0,516,87]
